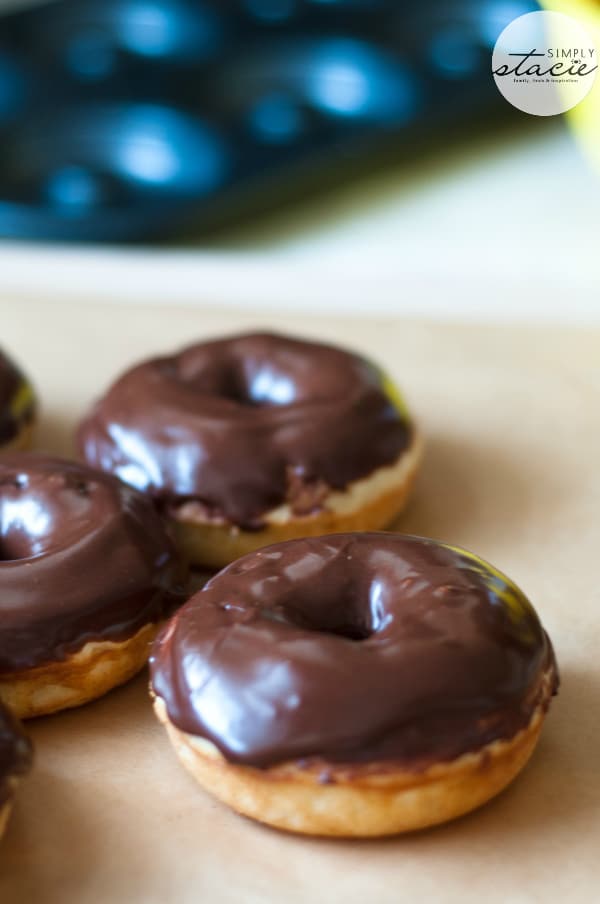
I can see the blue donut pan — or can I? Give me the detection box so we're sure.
[0,0,539,242]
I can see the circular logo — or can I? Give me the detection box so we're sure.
[492,11,597,116]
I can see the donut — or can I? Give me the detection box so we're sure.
[77,332,421,569]
[0,453,184,719]
[0,702,32,840]
[0,350,36,452]
[150,533,558,837]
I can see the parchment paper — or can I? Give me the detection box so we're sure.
[0,298,598,904]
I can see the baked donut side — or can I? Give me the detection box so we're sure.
[153,671,553,837]
[0,350,36,453]
[0,624,158,720]
[170,431,423,570]
[150,533,558,836]
[0,454,184,719]
[78,332,421,569]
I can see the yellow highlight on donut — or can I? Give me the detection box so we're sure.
[10,382,35,420]
[369,363,411,421]
[440,541,538,642]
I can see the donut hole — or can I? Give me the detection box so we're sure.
[267,597,376,642]
[288,610,373,642]
[324,623,372,642]
[218,369,265,407]
[216,364,297,408]
[176,354,297,408]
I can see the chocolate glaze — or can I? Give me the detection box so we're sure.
[0,702,32,804]
[77,333,412,528]
[0,454,183,672]
[150,533,558,770]
[0,350,35,445]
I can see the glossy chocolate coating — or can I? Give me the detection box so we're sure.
[77,333,412,528]
[0,703,32,803]
[0,350,35,445]
[0,454,182,672]
[151,533,558,770]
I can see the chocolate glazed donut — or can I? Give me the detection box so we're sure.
[0,350,36,452]
[78,333,422,569]
[0,453,184,718]
[0,702,32,840]
[151,533,558,836]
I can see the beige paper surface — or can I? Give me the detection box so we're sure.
[0,298,598,903]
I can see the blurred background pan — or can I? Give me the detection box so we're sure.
[0,0,539,242]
